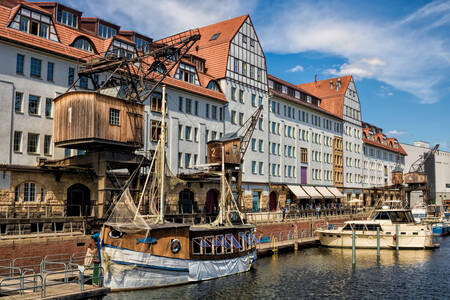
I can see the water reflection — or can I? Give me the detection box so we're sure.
[106,237,449,300]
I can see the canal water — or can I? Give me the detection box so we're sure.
[106,237,450,299]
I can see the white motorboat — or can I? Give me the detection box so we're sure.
[316,208,436,249]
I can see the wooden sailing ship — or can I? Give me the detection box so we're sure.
[98,86,258,290]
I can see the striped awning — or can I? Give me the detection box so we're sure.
[316,186,335,198]
[327,187,344,198]
[286,185,310,199]
[302,186,323,199]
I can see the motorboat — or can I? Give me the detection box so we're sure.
[316,208,436,249]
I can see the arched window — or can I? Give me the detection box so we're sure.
[24,182,36,202]
[73,37,94,52]
[207,81,219,91]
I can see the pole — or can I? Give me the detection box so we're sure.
[395,224,399,252]
[160,84,166,223]
[352,229,356,265]
[220,144,226,225]
[377,226,380,257]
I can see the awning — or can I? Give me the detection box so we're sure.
[287,185,310,199]
[327,187,344,198]
[302,186,323,199]
[316,186,335,198]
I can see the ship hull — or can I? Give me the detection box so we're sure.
[101,245,256,290]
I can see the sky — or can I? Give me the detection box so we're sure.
[56,0,450,151]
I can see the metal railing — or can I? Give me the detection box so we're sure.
[0,254,103,298]
[0,203,103,219]
[246,208,365,223]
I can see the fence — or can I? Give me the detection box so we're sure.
[0,253,102,297]
[0,203,104,219]
[246,208,365,223]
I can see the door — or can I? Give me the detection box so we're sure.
[67,184,90,217]
[301,167,307,184]
[269,191,277,211]
[252,191,260,212]
[179,189,194,213]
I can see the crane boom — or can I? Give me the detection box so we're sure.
[409,144,439,173]
[238,105,263,159]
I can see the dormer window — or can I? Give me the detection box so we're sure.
[134,36,149,52]
[282,85,288,94]
[207,81,219,91]
[268,80,274,89]
[73,37,94,52]
[306,95,312,103]
[9,7,59,42]
[107,39,136,58]
[56,9,78,28]
[98,23,117,39]
[294,91,300,99]
[174,63,199,85]
[210,33,220,41]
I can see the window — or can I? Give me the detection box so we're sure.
[212,105,217,120]
[109,108,120,125]
[239,112,244,126]
[13,131,22,152]
[57,9,78,28]
[194,101,198,115]
[178,125,183,140]
[210,32,220,41]
[259,162,264,175]
[174,63,199,85]
[15,92,23,113]
[231,110,237,125]
[206,103,210,118]
[231,87,236,101]
[239,89,244,103]
[250,65,255,79]
[258,118,263,130]
[27,133,39,153]
[194,128,199,142]
[258,96,263,106]
[98,23,117,39]
[150,120,162,141]
[251,161,257,174]
[73,38,93,52]
[184,98,192,114]
[45,98,52,117]
[11,8,57,41]
[30,58,41,77]
[251,94,256,107]
[16,54,24,74]
[257,68,262,81]
[133,36,149,52]
[178,96,183,112]
[207,81,219,91]
[185,126,192,141]
[185,153,191,168]
[80,76,88,88]
[242,62,247,76]
[47,62,54,81]
[68,67,74,85]
[301,148,308,163]
[24,182,36,202]
[258,140,264,152]
[219,107,223,121]
[233,59,239,73]
[44,135,51,155]
[29,95,40,115]
[108,39,136,58]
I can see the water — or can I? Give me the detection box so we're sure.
[105,237,450,299]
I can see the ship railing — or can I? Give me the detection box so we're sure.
[246,208,358,223]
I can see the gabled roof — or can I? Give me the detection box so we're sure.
[297,75,352,118]
[193,14,248,79]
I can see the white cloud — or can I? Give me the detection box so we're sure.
[387,92,394,96]
[260,0,450,104]
[80,0,257,39]
[388,130,405,135]
[286,65,304,72]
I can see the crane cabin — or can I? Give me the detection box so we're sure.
[207,133,241,166]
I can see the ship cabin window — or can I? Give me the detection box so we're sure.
[342,224,353,231]
[192,237,202,254]
[224,235,233,254]
[215,235,224,254]
[204,236,214,255]
[366,224,381,231]
[374,211,390,220]
[239,232,246,251]
[109,108,120,126]
[353,224,365,231]
[388,211,413,223]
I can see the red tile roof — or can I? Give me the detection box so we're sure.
[362,125,407,155]
[297,75,352,118]
[0,0,226,103]
[267,74,342,120]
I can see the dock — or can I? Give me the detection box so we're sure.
[257,236,319,256]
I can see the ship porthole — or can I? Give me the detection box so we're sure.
[170,239,181,254]
[109,230,124,239]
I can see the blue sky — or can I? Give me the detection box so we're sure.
[55,0,450,150]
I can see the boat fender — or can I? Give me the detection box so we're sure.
[170,239,181,254]
[393,234,397,241]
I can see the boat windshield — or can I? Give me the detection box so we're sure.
[389,211,414,223]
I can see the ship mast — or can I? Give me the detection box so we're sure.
[159,85,166,223]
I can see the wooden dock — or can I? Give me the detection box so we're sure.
[0,284,109,299]
[257,237,319,256]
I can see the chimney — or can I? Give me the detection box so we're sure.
[336,78,341,90]
[330,80,333,89]
[314,74,317,85]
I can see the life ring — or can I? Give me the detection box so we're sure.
[170,239,181,254]
[393,234,397,241]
